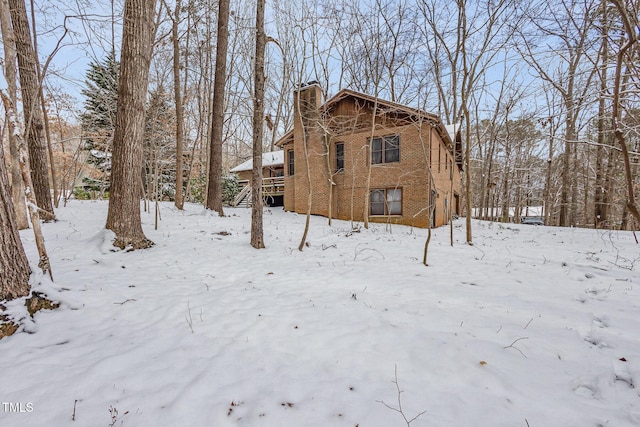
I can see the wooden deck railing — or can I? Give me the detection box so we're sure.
[233,176,285,207]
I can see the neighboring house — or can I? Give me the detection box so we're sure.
[229,151,285,207]
[229,150,284,182]
[273,83,462,228]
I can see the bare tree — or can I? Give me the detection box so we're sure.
[206,0,230,216]
[516,0,599,227]
[418,0,518,243]
[0,121,31,301]
[106,0,157,250]
[593,0,610,227]
[251,0,266,249]
[0,0,28,229]
[8,0,55,221]
[28,0,59,209]
[2,92,52,281]
[169,0,186,210]
[608,0,640,226]
[539,84,563,225]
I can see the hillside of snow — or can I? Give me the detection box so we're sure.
[1,201,639,426]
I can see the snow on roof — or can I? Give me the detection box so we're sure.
[230,150,284,173]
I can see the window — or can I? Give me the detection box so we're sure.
[287,150,294,176]
[335,142,344,171]
[370,188,402,216]
[371,135,400,164]
[370,190,385,215]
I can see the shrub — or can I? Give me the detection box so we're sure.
[222,173,240,205]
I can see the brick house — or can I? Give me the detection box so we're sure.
[274,83,462,228]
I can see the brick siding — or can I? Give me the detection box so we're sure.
[280,85,461,228]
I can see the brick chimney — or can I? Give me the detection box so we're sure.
[294,81,322,133]
[292,81,330,216]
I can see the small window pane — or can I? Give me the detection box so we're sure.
[336,142,344,171]
[288,150,295,176]
[370,190,385,215]
[371,138,383,164]
[385,136,400,163]
[386,189,402,214]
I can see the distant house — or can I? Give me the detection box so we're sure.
[275,83,462,228]
[229,151,285,207]
[229,150,284,181]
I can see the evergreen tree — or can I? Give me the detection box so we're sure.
[78,52,119,195]
[80,51,119,153]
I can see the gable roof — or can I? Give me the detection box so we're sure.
[274,88,463,170]
[230,150,284,172]
[322,89,441,123]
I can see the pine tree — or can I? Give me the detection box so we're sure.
[80,51,119,153]
[79,52,119,194]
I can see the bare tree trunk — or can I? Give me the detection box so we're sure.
[323,132,334,226]
[464,108,472,242]
[1,92,52,281]
[604,136,616,224]
[570,139,578,225]
[206,0,229,215]
[28,0,59,209]
[267,37,287,152]
[297,103,312,251]
[106,0,156,250]
[421,124,437,265]
[250,0,265,249]
[559,118,575,226]
[543,122,554,225]
[594,1,609,228]
[8,0,54,221]
[0,115,31,300]
[501,143,511,222]
[171,0,185,210]
[450,168,454,246]
[608,0,640,226]
[485,131,497,221]
[362,98,379,230]
[0,0,28,229]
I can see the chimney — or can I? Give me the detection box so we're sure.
[294,81,322,128]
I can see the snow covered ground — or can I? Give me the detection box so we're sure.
[1,201,639,426]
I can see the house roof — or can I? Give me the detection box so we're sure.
[322,89,441,123]
[230,150,284,172]
[273,88,463,170]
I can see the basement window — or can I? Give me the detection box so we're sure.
[370,188,402,216]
